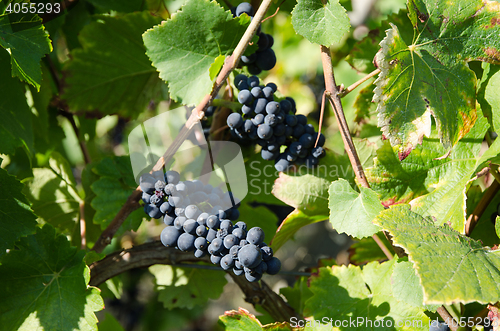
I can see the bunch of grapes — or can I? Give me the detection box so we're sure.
[140,170,281,282]
[227,74,326,171]
[232,2,276,75]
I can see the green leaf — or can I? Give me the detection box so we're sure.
[279,277,313,316]
[0,49,34,155]
[365,111,488,233]
[374,0,500,158]
[374,204,500,305]
[353,85,376,124]
[90,157,144,234]
[219,308,263,331]
[143,0,252,105]
[97,313,125,331]
[238,202,278,243]
[304,258,430,330]
[349,234,395,265]
[496,216,500,240]
[270,209,325,252]
[272,152,353,217]
[291,0,350,46]
[150,264,227,309]
[219,309,294,331]
[392,260,439,312]
[62,12,163,118]
[23,152,82,234]
[328,178,383,238]
[0,13,52,90]
[86,0,145,13]
[478,64,500,132]
[209,54,225,80]
[0,224,104,331]
[0,159,37,259]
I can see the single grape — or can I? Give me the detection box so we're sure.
[275,157,291,172]
[165,171,180,185]
[312,146,325,158]
[174,207,185,217]
[289,142,303,156]
[175,182,188,194]
[140,174,156,194]
[267,141,280,152]
[164,214,175,226]
[262,86,274,99]
[229,208,240,221]
[194,237,208,250]
[220,220,233,232]
[292,124,305,138]
[238,90,253,105]
[164,183,176,195]
[207,215,220,229]
[257,33,269,51]
[173,216,187,230]
[260,246,273,261]
[241,104,253,115]
[183,219,198,234]
[296,114,307,126]
[235,2,254,16]
[246,227,265,245]
[247,63,262,75]
[266,257,281,275]
[220,254,235,270]
[196,225,208,237]
[177,233,196,251]
[243,120,255,133]
[256,49,276,71]
[142,192,151,204]
[235,221,247,231]
[304,123,315,134]
[208,238,224,254]
[227,113,244,129]
[206,229,217,242]
[234,74,247,87]
[194,249,206,258]
[160,226,181,247]
[279,99,293,113]
[247,75,260,88]
[160,202,172,214]
[238,244,262,268]
[265,101,280,114]
[257,124,273,140]
[224,234,239,249]
[252,114,265,126]
[145,204,162,219]
[255,261,268,274]
[185,205,200,219]
[299,133,314,148]
[211,254,222,265]
[251,86,263,98]
[285,114,297,126]
[261,149,279,161]
[197,213,209,225]
[314,132,326,147]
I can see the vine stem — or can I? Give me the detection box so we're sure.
[338,68,380,98]
[89,241,300,321]
[92,0,273,253]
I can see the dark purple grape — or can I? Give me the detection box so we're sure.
[235,2,254,16]
[238,244,262,268]
[177,233,196,251]
[238,90,253,105]
[257,124,273,140]
[227,113,244,129]
[265,101,280,114]
[211,254,222,265]
[247,75,260,88]
[256,49,276,71]
[220,254,235,270]
[266,257,281,275]
[183,219,198,234]
[165,171,180,185]
[194,237,208,250]
[246,227,265,245]
[160,226,180,247]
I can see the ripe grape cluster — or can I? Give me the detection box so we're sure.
[232,2,276,75]
[140,170,281,282]
[227,74,326,171]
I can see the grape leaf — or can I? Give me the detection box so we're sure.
[90,157,145,234]
[353,85,376,124]
[328,178,383,239]
[374,205,500,305]
[291,0,350,46]
[86,0,145,13]
[304,258,429,330]
[478,64,500,132]
[143,0,253,105]
[23,152,82,234]
[62,12,163,119]
[392,260,439,312]
[219,308,294,331]
[270,209,325,252]
[0,158,37,259]
[349,234,395,265]
[150,264,227,310]
[279,277,312,316]
[374,0,500,159]
[365,111,488,233]
[0,13,52,90]
[0,48,34,155]
[0,224,104,331]
[238,202,278,243]
[272,152,353,217]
